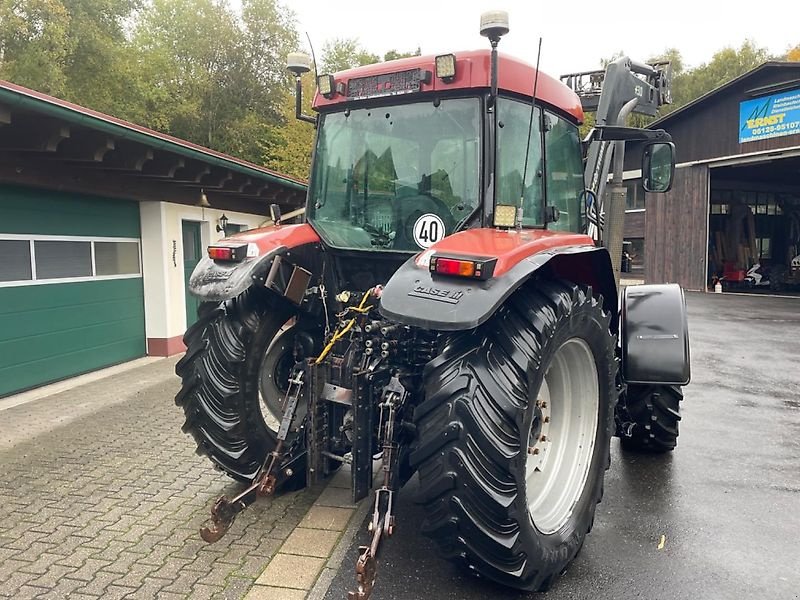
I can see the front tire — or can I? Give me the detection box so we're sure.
[616,384,682,452]
[175,289,304,484]
[411,280,617,591]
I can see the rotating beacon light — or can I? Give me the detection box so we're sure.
[480,11,516,228]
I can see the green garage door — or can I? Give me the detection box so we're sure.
[0,185,146,397]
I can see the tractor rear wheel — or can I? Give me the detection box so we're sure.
[616,384,682,452]
[175,289,306,485]
[411,280,617,591]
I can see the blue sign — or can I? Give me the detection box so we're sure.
[739,88,800,143]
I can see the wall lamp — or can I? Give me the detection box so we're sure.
[216,213,229,235]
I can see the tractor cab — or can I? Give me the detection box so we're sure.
[288,46,589,256]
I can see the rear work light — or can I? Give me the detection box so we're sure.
[208,244,247,262]
[435,54,457,82]
[429,256,496,280]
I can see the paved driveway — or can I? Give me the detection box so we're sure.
[0,358,315,600]
[324,292,800,600]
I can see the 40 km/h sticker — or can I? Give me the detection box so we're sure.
[413,213,446,248]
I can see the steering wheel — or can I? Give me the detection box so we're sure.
[392,194,457,251]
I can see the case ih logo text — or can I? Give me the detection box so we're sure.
[408,284,465,304]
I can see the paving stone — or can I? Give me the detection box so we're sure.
[46,576,86,598]
[28,563,77,588]
[245,586,307,600]
[312,487,357,509]
[219,576,256,600]
[255,554,325,590]
[299,507,354,532]
[13,585,50,600]
[0,357,315,600]
[70,557,114,581]
[18,552,63,575]
[280,529,340,559]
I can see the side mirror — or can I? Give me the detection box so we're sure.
[642,141,675,193]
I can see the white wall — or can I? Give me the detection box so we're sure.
[139,201,268,346]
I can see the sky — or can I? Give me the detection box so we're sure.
[290,0,799,77]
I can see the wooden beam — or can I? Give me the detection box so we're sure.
[0,118,69,152]
[54,131,115,162]
[100,145,154,172]
[182,168,234,190]
[171,162,211,184]
[139,154,185,178]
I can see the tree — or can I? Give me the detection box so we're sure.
[320,38,380,73]
[0,0,72,95]
[384,47,421,62]
[60,0,142,115]
[678,40,771,107]
[262,72,315,180]
[787,45,800,61]
[132,0,299,161]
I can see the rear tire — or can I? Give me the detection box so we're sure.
[175,289,305,485]
[411,280,617,591]
[616,384,682,452]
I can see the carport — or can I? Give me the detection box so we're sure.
[623,61,800,293]
[708,153,800,292]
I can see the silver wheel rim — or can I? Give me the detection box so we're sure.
[525,338,599,535]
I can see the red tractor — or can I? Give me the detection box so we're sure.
[176,11,690,598]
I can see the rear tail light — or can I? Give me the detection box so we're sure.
[429,256,496,280]
[208,244,247,262]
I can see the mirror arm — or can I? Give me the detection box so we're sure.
[592,126,671,143]
[294,77,317,125]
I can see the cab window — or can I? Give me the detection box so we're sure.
[544,111,585,232]
[496,98,544,226]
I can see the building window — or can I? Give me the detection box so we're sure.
[0,240,33,282]
[625,180,645,210]
[0,236,140,287]
[34,240,93,279]
[95,241,140,276]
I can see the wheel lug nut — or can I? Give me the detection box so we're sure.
[540,435,547,442]
[541,401,548,409]
[544,416,550,423]
[528,447,539,455]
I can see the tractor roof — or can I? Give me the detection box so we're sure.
[313,49,583,123]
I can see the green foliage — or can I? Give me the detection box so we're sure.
[0,3,785,183]
[261,72,316,180]
[0,0,73,94]
[384,47,421,62]
[320,38,380,73]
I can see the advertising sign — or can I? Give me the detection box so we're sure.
[739,88,800,143]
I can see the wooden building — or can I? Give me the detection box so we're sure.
[0,80,307,397]
[622,62,800,292]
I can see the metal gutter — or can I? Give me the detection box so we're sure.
[0,80,307,192]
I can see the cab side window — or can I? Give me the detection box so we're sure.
[544,112,585,232]
[496,98,544,226]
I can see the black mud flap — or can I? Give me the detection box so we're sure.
[620,283,690,385]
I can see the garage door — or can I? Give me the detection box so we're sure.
[0,185,145,397]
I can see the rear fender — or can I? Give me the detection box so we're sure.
[189,223,321,303]
[620,283,691,385]
[379,228,617,331]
